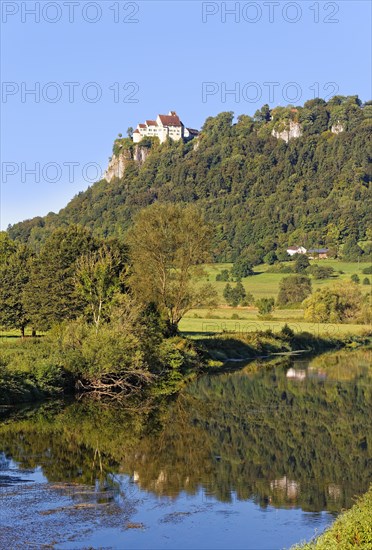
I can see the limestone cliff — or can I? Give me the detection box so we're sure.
[331,122,345,134]
[104,145,151,182]
[271,121,303,143]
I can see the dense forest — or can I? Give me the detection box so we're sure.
[8,95,372,262]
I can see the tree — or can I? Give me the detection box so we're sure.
[126,127,133,138]
[127,203,217,335]
[0,231,16,263]
[294,254,310,273]
[264,251,277,265]
[75,246,123,333]
[342,238,363,261]
[256,297,274,315]
[231,257,254,280]
[0,244,33,336]
[277,275,312,305]
[308,265,335,280]
[351,274,360,284]
[223,282,246,307]
[216,269,230,282]
[303,282,363,323]
[363,277,370,285]
[23,226,96,331]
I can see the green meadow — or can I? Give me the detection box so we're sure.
[180,260,371,336]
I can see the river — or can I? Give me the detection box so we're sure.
[0,348,371,549]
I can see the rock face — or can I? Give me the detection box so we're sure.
[331,122,344,134]
[104,146,151,182]
[272,121,302,143]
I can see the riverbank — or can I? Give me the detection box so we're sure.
[1,326,370,406]
[200,328,371,366]
[293,485,372,549]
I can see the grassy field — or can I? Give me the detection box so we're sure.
[1,260,370,340]
[199,260,371,301]
[183,260,371,336]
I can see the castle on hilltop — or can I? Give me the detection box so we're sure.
[133,111,199,144]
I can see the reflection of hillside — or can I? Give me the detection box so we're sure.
[0,350,370,513]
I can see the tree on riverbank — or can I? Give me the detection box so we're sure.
[127,203,217,335]
[0,244,33,336]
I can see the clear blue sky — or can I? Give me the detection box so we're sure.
[1,0,371,229]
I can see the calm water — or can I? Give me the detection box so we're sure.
[0,349,371,549]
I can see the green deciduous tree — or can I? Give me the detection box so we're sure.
[277,275,312,306]
[256,297,275,315]
[127,203,217,335]
[303,282,363,323]
[0,244,33,336]
[24,226,96,331]
[294,254,310,273]
[223,282,246,307]
[75,246,124,333]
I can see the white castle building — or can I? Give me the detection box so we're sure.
[133,111,199,144]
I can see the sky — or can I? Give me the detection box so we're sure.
[1,0,371,229]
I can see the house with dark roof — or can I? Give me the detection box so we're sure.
[133,111,199,144]
[308,248,329,259]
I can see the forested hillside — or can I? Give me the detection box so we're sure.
[8,96,372,261]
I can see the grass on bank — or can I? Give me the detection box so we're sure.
[292,485,372,549]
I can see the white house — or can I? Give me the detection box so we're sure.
[286,246,307,256]
[133,111,199,144]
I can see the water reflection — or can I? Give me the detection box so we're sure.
[0,349,371,516]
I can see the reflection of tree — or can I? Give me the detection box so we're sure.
[0,351,370,513]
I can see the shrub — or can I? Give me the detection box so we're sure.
[256,297,275,315]
[351,274,360,284]
[308,265,336,279]
[363,277,370,285]
[216,269,230,282]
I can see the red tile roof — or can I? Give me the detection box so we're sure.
[138,123,146,129]
[158,114,182,127]
[146,120,157,126]
[133,129,140,133]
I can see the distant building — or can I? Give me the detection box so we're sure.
[286,246,307,256]
[133,111,199,144]
[308,248,329,259]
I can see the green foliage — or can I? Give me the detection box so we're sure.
[256,297,275,315]
[351,273,360,284]
[0,243,33,335]
[223,282,246,307]
[277,275,312,305]
[74,245,124,331]
[127,203,217,334]
[303,282,363,323]
[264,251,278,265]
[342,238,364,261]
[8,97,371,263]
[231,257,254,280]
[267,262,294,273]
[23,226,97,331]
[308,265,336,279]
[216,269,230,282]
[363,277,370,285]
[294,254,310,273]
[362,266,372,274]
